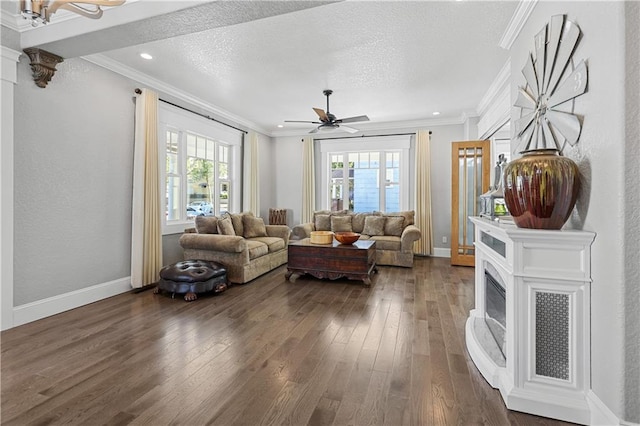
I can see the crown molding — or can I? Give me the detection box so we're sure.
[499,0,538,50]
[83,53,269,135]
[476,57,511,117]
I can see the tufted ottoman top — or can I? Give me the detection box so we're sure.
[159,260,226,283]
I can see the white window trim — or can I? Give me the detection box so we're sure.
[319,135,411,212]
[159,103,243,235]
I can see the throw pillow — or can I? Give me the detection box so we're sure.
[243,215,267,238]
[230,212,253,236]
[315,214,331,231]
[331,215,353,232]
[384,216,404,237]
[350,212,368,233]
[385,211,415,226]
[217,216,236,235]
[362,215,386,236]
[195,216,218,234]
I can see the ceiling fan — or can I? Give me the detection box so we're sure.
[285,89,369,134]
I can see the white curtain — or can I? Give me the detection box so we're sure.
[131,88,162,288]
[414,130,434,255]
[244,131,259,215]
[301,137,315,223]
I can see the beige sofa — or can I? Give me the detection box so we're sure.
[292,210,421,267]
[179,212,289,284]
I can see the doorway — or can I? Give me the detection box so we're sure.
[451,140,490,266]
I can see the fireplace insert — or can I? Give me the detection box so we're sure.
[485,267,506,359]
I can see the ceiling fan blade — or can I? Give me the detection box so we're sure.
[336,115,369,124]
[340,125,359,134]
[284,120,322,124]
[313,108,329,123]
[309,127,319,134]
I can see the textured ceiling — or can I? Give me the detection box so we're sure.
[12,1,518,136]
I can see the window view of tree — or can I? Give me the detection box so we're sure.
[164,130,232,221]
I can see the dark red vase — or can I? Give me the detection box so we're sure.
[503,149,580,230]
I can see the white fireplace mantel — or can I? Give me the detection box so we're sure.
[466,217,598,425]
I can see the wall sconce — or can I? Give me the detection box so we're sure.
[20,0,126,26]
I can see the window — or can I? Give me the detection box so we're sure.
[321,136,411,212]
[159,104,242,234]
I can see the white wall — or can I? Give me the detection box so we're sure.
[623,1,640,422]
[257,133,276,220]
[273,135,305,226]
[512,2,637,422]
[14,56,136,305]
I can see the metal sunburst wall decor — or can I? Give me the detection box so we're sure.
[513,14,588,153]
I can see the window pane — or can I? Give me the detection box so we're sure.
[219,145,227,163]
[166,176,180,220]
[218,162,228,180]
[359,152,369,168]
[385,183,400,211]
[166,131,179,175]
[353,152,378,212]
[206,139,215,161]
[196,136,206,159]
[370,152,380,168]
[330,154,344,211]
[187,134,196,157]
[219,181,229,215]
[187,158,214,216]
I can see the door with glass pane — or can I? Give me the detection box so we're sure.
[451,140,490,266]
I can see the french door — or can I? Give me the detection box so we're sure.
[451,140,490,266]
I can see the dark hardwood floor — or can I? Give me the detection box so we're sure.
[1,257,573,425]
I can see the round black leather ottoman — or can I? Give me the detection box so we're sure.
[155,260,227,301]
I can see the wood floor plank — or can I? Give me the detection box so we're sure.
[1,259,571,426]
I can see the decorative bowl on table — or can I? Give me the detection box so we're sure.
[334,232,360,245]
[310,231,334,244]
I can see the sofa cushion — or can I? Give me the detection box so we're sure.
[384,216,404,237]
[363,216,386,236]
[331,215,353,232]
[315,214,331,231]
[195,216,218,234]
[249,236,285,253]
[371,235,402,251]
[246,240,269,259]
[243,215,267,238]
[217,216,235,235]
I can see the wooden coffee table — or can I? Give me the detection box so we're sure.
[285,239,377,286]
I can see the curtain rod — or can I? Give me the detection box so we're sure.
[309,131,431,141]
[134,88,248,134]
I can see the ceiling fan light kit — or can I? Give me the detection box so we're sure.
[20,0,126,26]
[285,89,369,134]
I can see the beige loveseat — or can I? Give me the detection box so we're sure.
[179,212,289,284]
[292,210,421,267]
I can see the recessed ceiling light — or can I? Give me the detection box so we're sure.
[277,124,284,128]
[140,53,153,60]
[432,111,441,116]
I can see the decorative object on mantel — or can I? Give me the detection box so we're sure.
[480,153,509,220]
[23,47,63,88]
[504,14,588,230]
[20,0,125,26]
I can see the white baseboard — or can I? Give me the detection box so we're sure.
[12,277,132,327]
[432,247,451,258]
[586,390,625,425]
